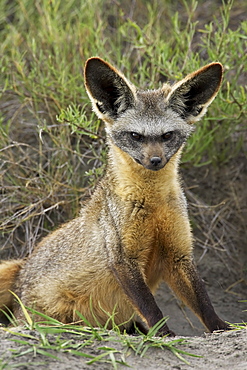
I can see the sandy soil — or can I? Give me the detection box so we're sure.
[1,326,246,369]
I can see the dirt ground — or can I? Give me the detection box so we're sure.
[0,327,246,369]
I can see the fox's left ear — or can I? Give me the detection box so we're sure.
[167,63,223,123]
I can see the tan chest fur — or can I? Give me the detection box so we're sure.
[106,146,193,291]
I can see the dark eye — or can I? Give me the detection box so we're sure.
[130,132,143,141]
[162,132,173,141]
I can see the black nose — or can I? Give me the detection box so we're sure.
[150,157,162,166]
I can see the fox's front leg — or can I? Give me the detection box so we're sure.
[102,201,174,336]
[110,257,175,336]
[164,254,230,332]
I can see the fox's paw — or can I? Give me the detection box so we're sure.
[157,325,176,337]
[209,318,232,333]
[214,322,232,332]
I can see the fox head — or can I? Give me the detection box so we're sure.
[84,58,223,171]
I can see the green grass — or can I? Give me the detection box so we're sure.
[0,0,246,254]
[0,302,201,369]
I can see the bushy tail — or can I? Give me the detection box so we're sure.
[0,260,23,313]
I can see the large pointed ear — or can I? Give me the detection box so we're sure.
[84,57,136,123]
[167,63,223,123]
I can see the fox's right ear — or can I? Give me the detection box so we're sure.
[84,58,136,123]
